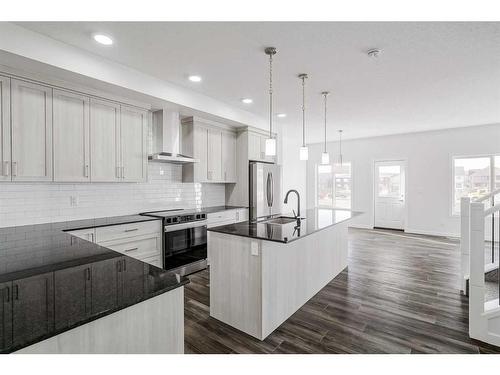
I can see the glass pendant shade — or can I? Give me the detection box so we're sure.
[321,152,330,165]
[299,146,309,161]
[265,138,276,156]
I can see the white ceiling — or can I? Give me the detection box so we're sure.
[15,22,500,142]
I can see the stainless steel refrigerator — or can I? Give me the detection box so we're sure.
[249,162,282,220]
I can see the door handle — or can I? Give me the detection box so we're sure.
[12,161,17,177]
[266,172,274,207]
[122,166,125,179]
[116,166,121,179]
[84,164,89,178]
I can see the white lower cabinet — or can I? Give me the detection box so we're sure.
[68,221,162,267]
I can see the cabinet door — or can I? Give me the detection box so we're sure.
[0,76,10,181]
[0,282,13,351]
[54,264,91,331]
[11,79,53,181]
[193,126,208,182]
[248,132,261,161]
[53,90,90,182]
[207,128,222,181]
[12,272,54,348]
[91,257,119,315]
[120,257,145,306]
[120,106,147,182]
[90,98,120,182]
[222,131,236,182]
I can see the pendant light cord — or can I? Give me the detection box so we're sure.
[301,75,306,147]
[323,93,328,153]
[269,53,273,138]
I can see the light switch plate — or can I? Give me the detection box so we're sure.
[251,241,259,256]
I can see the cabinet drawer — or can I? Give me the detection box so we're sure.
[99,235,161,260]
[95,220,161,243]
[207,210,237,225]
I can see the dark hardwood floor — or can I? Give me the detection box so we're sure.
[184,228,500,354]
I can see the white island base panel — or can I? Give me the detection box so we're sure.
[209,222,348,340]
[16,287,184,354]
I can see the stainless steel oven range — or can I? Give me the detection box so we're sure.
[140,209,207,276]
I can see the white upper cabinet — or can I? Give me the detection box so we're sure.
[248,132,261,161]
[0,76,10,181]
[248,131,276,164]
[120,105,147,182]
[53,90,90,182]
[221,131,236,183]
[207,128,222,182]
[90,98,121,182]
[10,79,53,181]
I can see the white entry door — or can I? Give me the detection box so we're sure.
[374,160,406,230]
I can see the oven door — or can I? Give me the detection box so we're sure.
[164,221,207,271]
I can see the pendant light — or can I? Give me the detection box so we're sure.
[338,129,343,166]
[321,91,330,165]
[264,47,277,156]
[298,73,309,161]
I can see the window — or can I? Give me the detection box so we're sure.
[377,165,401,198]
[452,155,499,214]
[317,163,352,209]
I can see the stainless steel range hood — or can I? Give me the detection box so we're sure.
[149,109,199,164]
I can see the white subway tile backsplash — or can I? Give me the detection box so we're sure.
[0,163,225,228]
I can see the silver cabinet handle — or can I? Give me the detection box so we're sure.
[124,247,139,252]
[116,166,121,179]
[122,166,125,179]
[3,161,9,176]
[85,164,89,177]
[12,161,17,177]
[124,228,138,232]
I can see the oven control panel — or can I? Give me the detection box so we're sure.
[164,213,206,225]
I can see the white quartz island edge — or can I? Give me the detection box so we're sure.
[208,218,349,340]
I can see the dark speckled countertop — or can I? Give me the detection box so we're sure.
[207,208,362,243]
[0,214,188,354]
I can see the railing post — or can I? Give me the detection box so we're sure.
[460,197,471,293]
[469,201,486,340]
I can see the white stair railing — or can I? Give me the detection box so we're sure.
[469,200,500,346]
[460,197,471,294]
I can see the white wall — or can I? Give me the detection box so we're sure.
[278,122,307,215]
[0,163,225,228]
[306,123,500,237]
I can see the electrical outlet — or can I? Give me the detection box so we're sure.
[70,196,79,207]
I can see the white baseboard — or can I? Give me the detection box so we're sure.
[348,223,373,230]
[404,228,459,239]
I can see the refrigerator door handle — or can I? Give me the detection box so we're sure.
[266,172,274,207]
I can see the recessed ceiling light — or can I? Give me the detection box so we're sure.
[241,98,253,104]
[277,113,287,118]
[188,75,202,82]
[93,34,113,45]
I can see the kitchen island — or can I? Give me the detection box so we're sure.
[0,215,188,354]
[207,208,360,340]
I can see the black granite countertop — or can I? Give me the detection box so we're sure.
[0,215,188,354]
[207,208,362,243]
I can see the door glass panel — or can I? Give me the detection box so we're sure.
[378,165,401,198]
[334,163,352,209]
[495,156,500,190]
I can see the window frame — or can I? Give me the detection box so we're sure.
[450,153,499,216]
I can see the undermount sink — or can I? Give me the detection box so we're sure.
[263,216,305,225]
